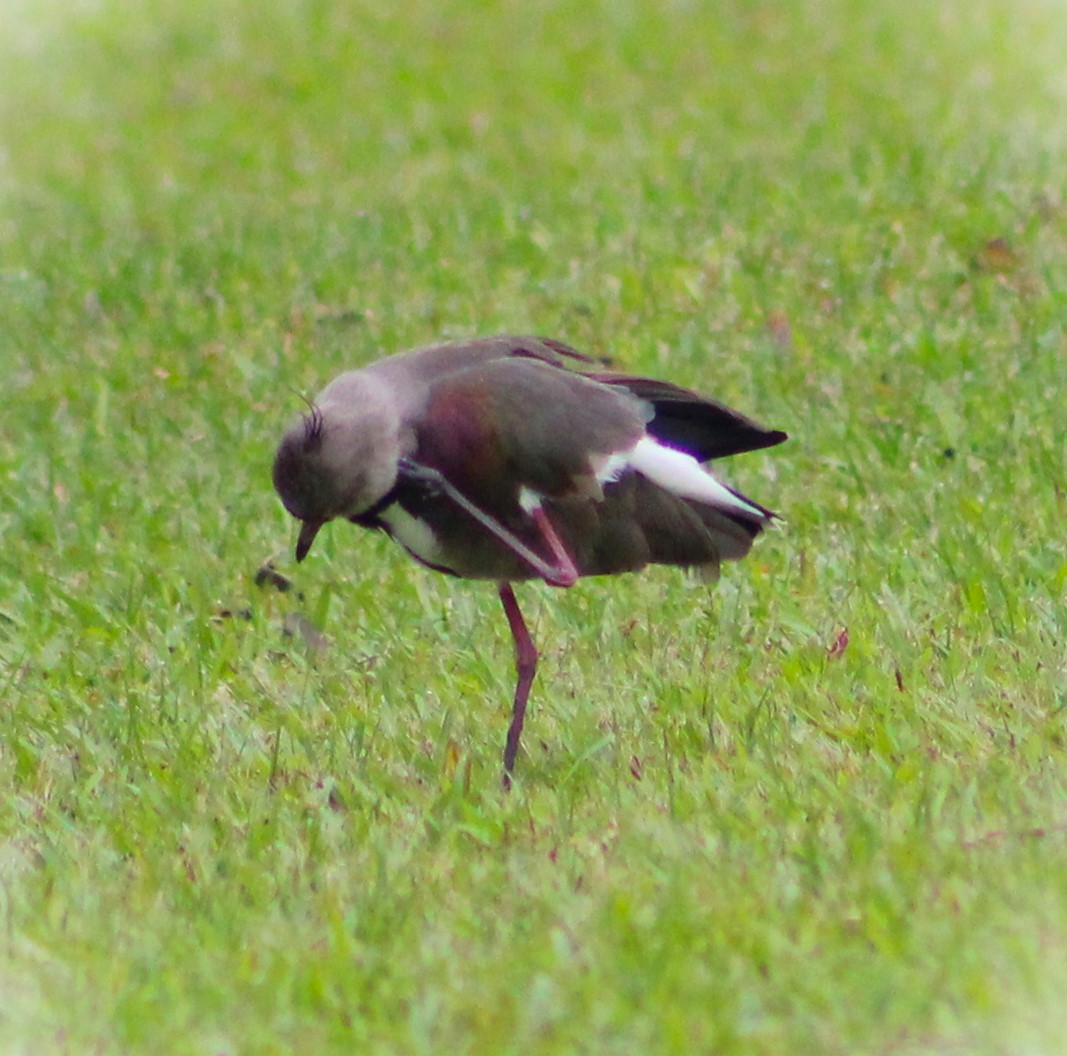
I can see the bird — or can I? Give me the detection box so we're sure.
[273,335,786,786]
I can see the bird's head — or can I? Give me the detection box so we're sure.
[273,375,402,562]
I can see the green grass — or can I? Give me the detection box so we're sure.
[2,0,1066,1051]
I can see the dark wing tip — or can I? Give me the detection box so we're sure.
[758,428,789,449]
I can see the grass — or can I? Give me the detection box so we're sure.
[2,0,1066,1051]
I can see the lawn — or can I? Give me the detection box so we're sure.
[2,0,1066,1052]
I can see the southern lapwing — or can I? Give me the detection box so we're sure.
[273,335,786,786]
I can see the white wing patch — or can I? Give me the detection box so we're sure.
[380,506,445,565]
[603,436,766,518]
[596,450,632,486]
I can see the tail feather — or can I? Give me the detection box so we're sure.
[629,477,760,567]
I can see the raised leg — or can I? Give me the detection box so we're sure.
[531,507,578,587]
[498,582,538,789]
[398,461,578,587]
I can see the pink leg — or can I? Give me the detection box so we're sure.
[499,582,538,788]
[402,463,578,588]
[531,507,578,587]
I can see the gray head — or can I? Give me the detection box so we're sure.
[273,372,404,561]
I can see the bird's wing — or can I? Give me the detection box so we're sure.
[411,356,649,509]
[380,357,646,583]
[383,338,785,465]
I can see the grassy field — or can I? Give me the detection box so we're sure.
[2,0,1066,1051]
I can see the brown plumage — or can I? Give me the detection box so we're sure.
[273,335,786,785]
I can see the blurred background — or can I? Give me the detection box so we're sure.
[2,1,1066,1052]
